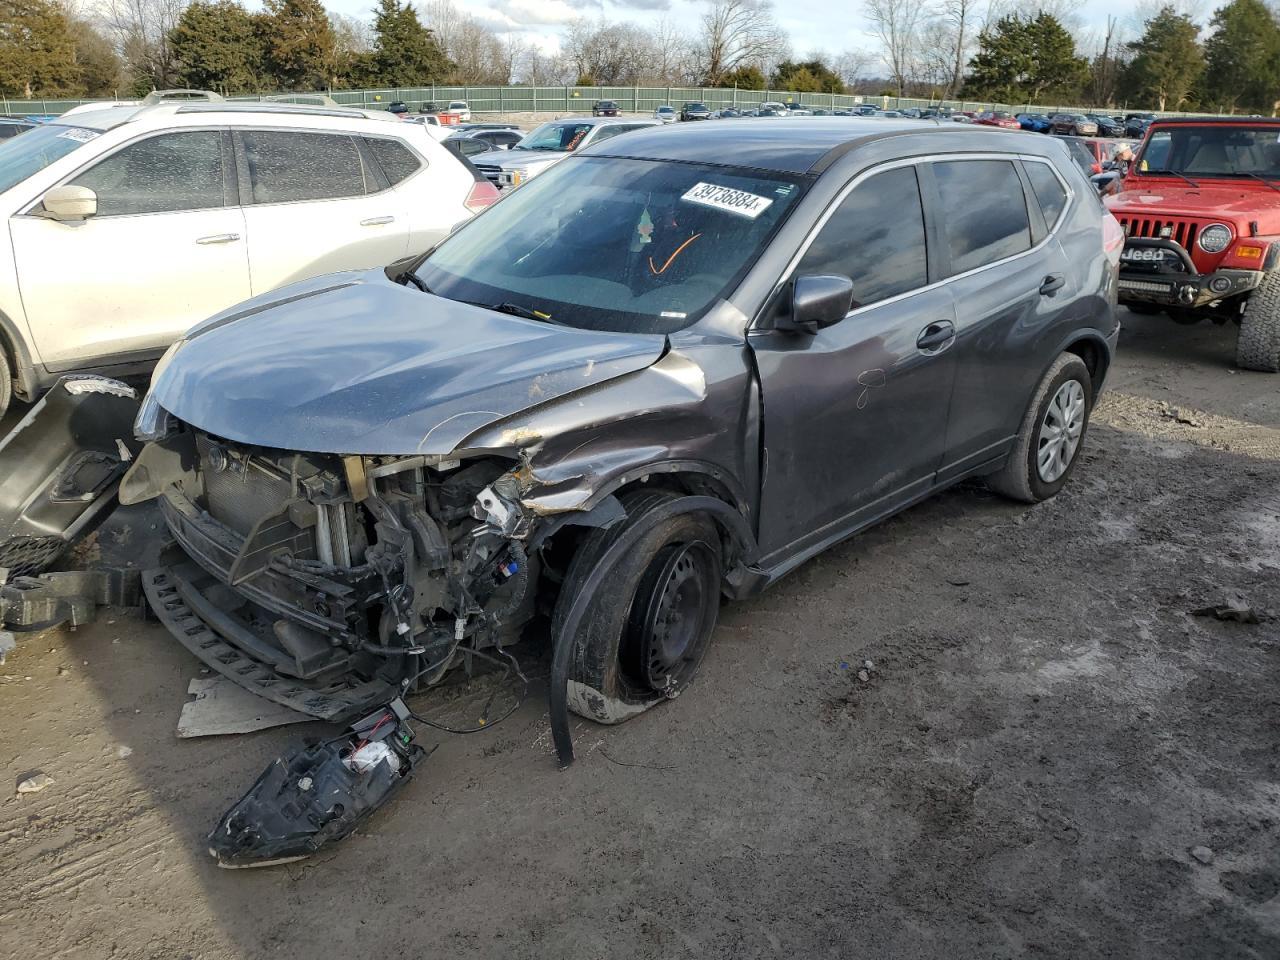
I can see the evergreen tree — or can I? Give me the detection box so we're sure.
[69,17,123,97]
[1125,6,1203,111]
[963,13,1087,103]
[0,0,83,97]
[171,1,271,94]
[263,0,336,91]
[772,59,845,93]
[1202,0,1280,113]
[723,63,766,89]
[366,0,450,87]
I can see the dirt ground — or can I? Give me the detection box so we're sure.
[2,309,1278,960]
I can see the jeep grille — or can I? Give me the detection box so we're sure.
[1116,216,1200,252]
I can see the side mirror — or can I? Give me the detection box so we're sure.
[40,185,97,221]
[778,275,854,334]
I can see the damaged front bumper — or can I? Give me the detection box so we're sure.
[125,428,545,721]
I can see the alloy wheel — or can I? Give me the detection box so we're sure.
[1037,379,1086,483]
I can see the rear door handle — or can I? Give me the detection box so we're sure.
[196,233,240,245]
[1040,273,1066,296]
[916,320,956,353]
[361,216,395,226]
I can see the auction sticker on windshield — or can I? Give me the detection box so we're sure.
[55,128,100,143]
[682,182,774,219]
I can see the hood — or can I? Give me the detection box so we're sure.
[473,148,565,169]
[1108,182,1280,221]
[150,271,666,456]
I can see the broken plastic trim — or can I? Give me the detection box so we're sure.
[207,698,423,868]
[548,495,757,767]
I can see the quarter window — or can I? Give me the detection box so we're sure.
[796,165,928,309]
[1025,161,1068,228]
[933,159,1032,274]
[241,131,370,204]
[363,137,421,187]
[70,131,226,216]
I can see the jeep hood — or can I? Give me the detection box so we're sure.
[148,271,667,456]
[1108,182,1280,220]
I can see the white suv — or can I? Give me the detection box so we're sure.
[0,99,498,415]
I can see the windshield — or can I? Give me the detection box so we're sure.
[416,156,805,334]
[514,121,594,153]
[1139,124,1280,178]
[0,123,100,194]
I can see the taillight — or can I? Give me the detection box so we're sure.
[1102,210,1124,263]
[464,180,500,213]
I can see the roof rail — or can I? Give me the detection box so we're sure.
[141,89,224,105]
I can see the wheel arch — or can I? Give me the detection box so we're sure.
[1059,330,1111,400]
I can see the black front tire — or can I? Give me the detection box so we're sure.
[1238,274,1280,372]
[987,353,1094,503]
[551,491,723,724]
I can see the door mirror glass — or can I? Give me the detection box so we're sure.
[40,185,97,221]
[782,275,854,334]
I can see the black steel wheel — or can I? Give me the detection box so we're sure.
[622,540,720,692]
[552,491,723,724]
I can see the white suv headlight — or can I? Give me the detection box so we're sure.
[1197,223,1233,254]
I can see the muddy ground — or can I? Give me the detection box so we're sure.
[2,309,1278,960]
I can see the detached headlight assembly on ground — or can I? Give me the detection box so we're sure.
[1198,223,1234,254]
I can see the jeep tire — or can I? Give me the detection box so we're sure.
[552,490,722,725]
[987,353,1094,503]
[1237,272,1280,372]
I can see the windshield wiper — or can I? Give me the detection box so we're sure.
[401,272,430,293]
[1232,171,1280,194]
[1152,169,1200,188]
[464,299,559,324]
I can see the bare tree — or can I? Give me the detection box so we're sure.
[833,48,874,88]
[943,0,976,95]
[562,19,657,85]
[695,0,788,86]
[651,16,696,83]
[99,0,184,91]
[865,0,923,96]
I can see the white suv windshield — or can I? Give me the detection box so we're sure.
[0,124,100,194]
[416,156,805,334]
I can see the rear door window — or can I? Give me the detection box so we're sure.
[70,131,227,216]
[796,165,928,309]
[1025,161,1069,229]
[241,130,370,204]
[933,159,1032,275]
[363,136,422,186]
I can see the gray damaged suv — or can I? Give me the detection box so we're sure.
[122,119,1120,753]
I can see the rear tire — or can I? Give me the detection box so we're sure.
[1237,274,1280,372]
[987,353,1093,504]
[552,491,723,724]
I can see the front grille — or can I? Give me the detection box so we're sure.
[196,434,298,539]
[475,163,501,184]
[1117,216,1200,252]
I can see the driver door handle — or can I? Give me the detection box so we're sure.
[361,216,395,226]
[196,233,240,245]
[916,320,956,353]
[1040,273,1066,296]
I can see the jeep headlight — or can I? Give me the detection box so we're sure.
[1197,223,1233,254]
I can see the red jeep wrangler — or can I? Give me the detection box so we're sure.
[1106,116,1280,371]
